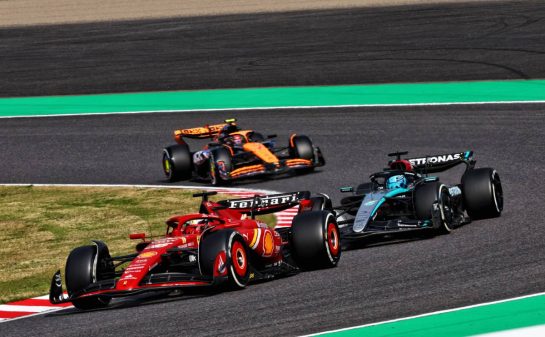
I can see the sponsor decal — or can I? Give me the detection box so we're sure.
[148,242,171,249]
[408,153,461,166]
[217,160,228,179]
[120,273,138,280]
[449,186,462,197]
[54,273,62,287]
[397,223,418,228]
[263,231,274,256]
[227,192,298,209]
[193,150,210,165]
[249,229,260,249]
[125,266,145,272]
[364,200,378,206]
[139,251,158,259]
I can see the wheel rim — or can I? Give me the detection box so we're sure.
[491,171,503,212]
[210,159,217,185]
[231,241,247,277]
[162,154,172,177]
[326,222,340,256]
[439,187,454,231]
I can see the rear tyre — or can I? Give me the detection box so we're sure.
[198,230,250,289]
[65,244,112,310]
[463,168,503,219]
[210,148,233,186]
[290,211,340,269]
[414,182,453,234]
[163,144,192,182]
[309,194,333,212]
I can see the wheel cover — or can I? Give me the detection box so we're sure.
[163,158,171,174]
[162,153,172,176]
[491,171,504,212]
[231,241,247,277]
[439,187,454,231]
[326,222,340,256]
[209,159,217,185]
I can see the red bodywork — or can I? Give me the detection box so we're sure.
[51,192,314,304]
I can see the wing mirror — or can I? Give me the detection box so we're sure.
[129,233,146,240]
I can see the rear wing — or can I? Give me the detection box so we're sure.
[217,191,310,215]
[174,123,227,143]
[405,151,474,173]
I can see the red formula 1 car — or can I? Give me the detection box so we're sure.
[50,191,340,310]
[162,119,325,185]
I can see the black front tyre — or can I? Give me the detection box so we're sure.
[463,168,503,219]
[65,245,112,310]
[163,144,193,182]
[414,181,454,234]
[290,211,341,269]
[210,147,233,186]
[289,135,316,174]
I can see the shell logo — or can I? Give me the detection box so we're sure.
[139,251,158,259]
[263,231,274,256]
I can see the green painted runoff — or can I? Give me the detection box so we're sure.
[311,294,545,337]
[1,79,545,117]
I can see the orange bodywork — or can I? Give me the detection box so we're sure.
[285,158,312,167]
[243,142,278,163]
[174,123,228,144]
[230,164,267,178]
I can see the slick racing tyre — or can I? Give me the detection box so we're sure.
[209,147,232,186]
[289,135,314,160]
[414,181,454,234]
[65,242,113,310]
[199,230,250,289]
[290,211,340,269]
[289,135,316,174]
[163,144,192,182]
[462,168,503,219]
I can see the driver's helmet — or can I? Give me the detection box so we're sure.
[183,219,206,234]
[231,134,243,147]
[386,175,407,189]
[219,123,239,138]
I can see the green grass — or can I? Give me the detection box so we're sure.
[0,186,274,304]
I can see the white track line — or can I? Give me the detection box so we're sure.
[0,305,61,313]
[302,291,545,336]
[2,100,545,119]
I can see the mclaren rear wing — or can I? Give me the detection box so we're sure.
[173,123,228,143]
[406,151,474,173]
[217,191,311,215]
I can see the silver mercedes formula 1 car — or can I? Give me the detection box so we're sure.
[331,151,503,242]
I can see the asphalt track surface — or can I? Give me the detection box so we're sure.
[2,1,545,337]
[2,104,545,337]
[2,1,545,97]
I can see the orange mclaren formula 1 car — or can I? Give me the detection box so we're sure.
[162,119,325,185]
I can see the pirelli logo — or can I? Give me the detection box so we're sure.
[408,153,462,166]
[227,193,299,209]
